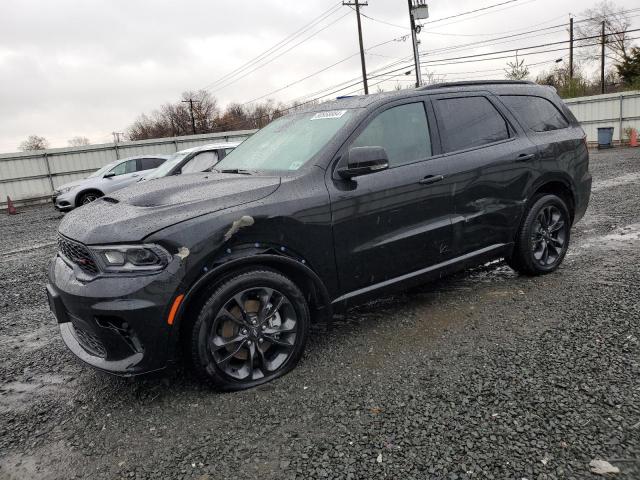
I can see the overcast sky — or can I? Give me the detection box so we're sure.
[1,0,638,152]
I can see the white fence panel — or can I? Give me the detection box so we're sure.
[565,90,640,144]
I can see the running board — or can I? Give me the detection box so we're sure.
[332,243,508,306]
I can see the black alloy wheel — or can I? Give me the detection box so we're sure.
[531,204,567,267]
[507,194,571,276]
[189,269,309,390]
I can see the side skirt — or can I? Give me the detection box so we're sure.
[331,243,511,310]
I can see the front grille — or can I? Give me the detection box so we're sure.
[72,325,107,358]
[57,235,99,275]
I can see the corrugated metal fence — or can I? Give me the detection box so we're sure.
[565,90,640,145]
[0,130,255,207]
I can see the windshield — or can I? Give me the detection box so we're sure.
[215,110,354,172]
[143,151,189,179]
[87,161,118,178]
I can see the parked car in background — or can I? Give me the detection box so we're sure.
[52,155,169,210]
[140,141,241,181]
[47,81,591,391]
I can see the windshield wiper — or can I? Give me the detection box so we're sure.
[217,168,253,175]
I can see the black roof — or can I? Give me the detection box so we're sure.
[418,80,535,90]
[296,80,553,114]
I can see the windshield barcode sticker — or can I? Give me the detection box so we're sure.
[310,110,347,120]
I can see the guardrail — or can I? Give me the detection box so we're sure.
[0,130,256,207]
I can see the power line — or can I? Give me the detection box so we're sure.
[200,2,343,92]
[242,34,415,106]
[420,0,523,25]
[419,28,640,65]
[206,9,352,95]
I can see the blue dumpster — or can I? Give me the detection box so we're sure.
[597,127,614,149]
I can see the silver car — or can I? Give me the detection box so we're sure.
[140,141,241,181]
[52,155,169,211]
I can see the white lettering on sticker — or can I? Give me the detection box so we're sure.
[310,110,347,120]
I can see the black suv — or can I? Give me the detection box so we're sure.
[47,81,591,390]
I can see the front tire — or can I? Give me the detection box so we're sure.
[77,191,102,206]
[507,194,571,276]
[188,269,310,391]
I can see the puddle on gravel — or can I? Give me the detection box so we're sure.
[591,172,640,192]
[571,223,640,253]
[326,260,525,371]
[0,374,74,413]
[0,325,54,352]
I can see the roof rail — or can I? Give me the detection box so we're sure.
[418,80,535,91]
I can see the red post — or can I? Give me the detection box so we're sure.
[630,128,638,148]
[7,196,17,215]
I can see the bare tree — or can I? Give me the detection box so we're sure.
[576,1,634,64]
[68,136,90,147]
[19,135,49,151]
[505,52,530,80]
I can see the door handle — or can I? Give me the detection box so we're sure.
[516,153,536,162]
[419,174,444,185]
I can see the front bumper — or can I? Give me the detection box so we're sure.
[46,254,183,376]
[52,191,75,211]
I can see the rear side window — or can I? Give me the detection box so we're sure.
[181,150,218,174]
[139,157,165,170]
[434,96,510,153]
[352,102,431,167]
[109,159,136,176]
[500,95,569,132]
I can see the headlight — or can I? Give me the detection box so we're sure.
[55,187,73,195]
[89,244,171,273]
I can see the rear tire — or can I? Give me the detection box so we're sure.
[188,269,310,391]
[507,194,571,276]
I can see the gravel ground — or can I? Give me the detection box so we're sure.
[0,148,639,480]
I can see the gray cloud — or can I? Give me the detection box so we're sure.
[0,0,637,151]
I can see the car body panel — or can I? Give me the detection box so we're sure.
[52,155,170,210]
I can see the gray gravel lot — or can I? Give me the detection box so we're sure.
[1,148,639,480]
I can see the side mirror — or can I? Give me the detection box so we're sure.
[338,146,389,179]
[103,171,115,178]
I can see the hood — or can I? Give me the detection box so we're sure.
[59,173,281,244]
[56,178,90,191]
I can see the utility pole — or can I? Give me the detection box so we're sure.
[600,20,606,94]
[407,0,429,88]
[111,132,123,143]
[343,0,369,94]
[182,98,199,135]
[569,17,574,81]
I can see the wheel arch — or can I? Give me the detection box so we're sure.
[75,188,104,206]
[527,174,576,223]
[174,253,332,341]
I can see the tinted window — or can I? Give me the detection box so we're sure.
[109,159,136,176]
[500,95,569,132]
[352,102,431,167]
[435,96,509,153]
[181,150,218,174]
[139,157,165,170]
